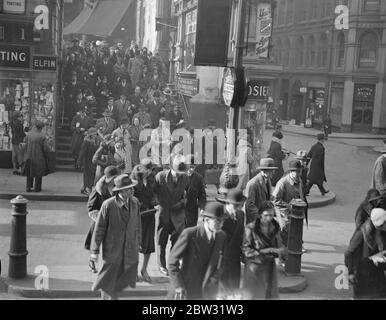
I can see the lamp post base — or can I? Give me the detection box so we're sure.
[278,269,308,294]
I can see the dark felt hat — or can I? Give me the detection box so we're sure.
[104,166,120,183]
[272,131,283,139]
[257,158,278,170]
[288,160,302,171]
[201,202,225,220]
[317,133,325,141]
[112,174,137,192]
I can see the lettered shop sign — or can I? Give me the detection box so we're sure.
[0,45,30,69]
[3,0,26,14]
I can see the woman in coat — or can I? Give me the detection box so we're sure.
[344,208,386,299]
[306,133,328,195]
[78,127,99,195]
[131,163,157,283]
[242,201,285,300]
[112,120,133,173]
[267,131,288,186]
[23,120,50,192]
[129,117,142,166]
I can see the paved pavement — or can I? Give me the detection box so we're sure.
[0,128,381,299]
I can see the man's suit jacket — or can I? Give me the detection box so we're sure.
[185,171,207,227]
[155,170,190,234]
[114,99,131,121]
[168,224,227,300]
[244,172,272,224]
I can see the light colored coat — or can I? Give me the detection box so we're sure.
[371,154,386,193]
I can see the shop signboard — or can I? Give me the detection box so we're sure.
[3,0,25,14]
[177,77,199,97]
[32,55,57,71]
[255,2,272,58]
[0,45,30,69]
[222,68,235,107]
[248,80,269,100]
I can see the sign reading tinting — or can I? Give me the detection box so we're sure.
[0,45,30,69]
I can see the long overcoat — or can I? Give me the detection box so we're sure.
[24,129,50,178]
[185,171,207,227]
[267,140,286,186]
[90,195,141,294]
[168,224,227,300]
[306,141,326,184]
[154,170,190,235]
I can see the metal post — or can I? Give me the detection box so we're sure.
[226,0,247,163]
[285,199,307,275]
[8,196,29,279]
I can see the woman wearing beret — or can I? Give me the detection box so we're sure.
[242,201,285,299]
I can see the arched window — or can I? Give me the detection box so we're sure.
[286,0,294,24]
[318,34,328,67]
[336,32,345,67]
[283,37,290,66]
[306,35,315,67]
[296,37,304,67]
[358,32,378,67]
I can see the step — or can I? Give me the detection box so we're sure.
[56,144,70,151]
[56,151,72,158]
[56,157,74,165]
[57,136,72,143]
[55,164,79,172]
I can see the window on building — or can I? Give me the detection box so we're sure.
[183,9,197,71]
[336,32,345,67]
[358,32,378,67]
[311,0,318,19]
[296,37,304,67]
[318,34,328,67]
[275,39,282,64]
[306,36,315,67]
[286,0,293,24]
[283,38,290,66]
[20,28,25,40]
[278,0,285,25]
[363,0,380,11]
[0,26,4,40]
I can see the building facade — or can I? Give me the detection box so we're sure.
[272,0,386,133]
[0,0,61,168]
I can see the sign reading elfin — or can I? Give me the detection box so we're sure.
[0,45,30,69]
[33,56,57,71]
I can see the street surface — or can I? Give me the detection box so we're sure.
[0,129,382,299]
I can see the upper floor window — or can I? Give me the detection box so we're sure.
[306,36,315,67]
[318,34,328,67]
[278,0,285,25]
[363,0,380,11]
[310,0,318,19]
[336,32,345,67]
[0,26,4,40]
[286,0,293,24]
[358,32,378,67]
[295,37,304,67]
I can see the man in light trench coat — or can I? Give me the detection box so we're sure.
[89,174,141,300]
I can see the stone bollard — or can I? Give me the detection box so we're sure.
[285,199,307,275]
[8,195,29,279]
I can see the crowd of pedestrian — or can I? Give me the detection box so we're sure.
[61,38,186,195]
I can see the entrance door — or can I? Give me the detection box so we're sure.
[352,84,375,132]
[291,94,303,125]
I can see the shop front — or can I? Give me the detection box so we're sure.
[352,83,375,132]
[0,44,57,168]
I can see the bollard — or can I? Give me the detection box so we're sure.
[285,199,307,275]
[8,195,29,279]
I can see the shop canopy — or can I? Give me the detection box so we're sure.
[63,0,133,37]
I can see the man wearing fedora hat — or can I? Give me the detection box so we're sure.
[371,143,386,195]
[90,174,141,300]
[355,188,383,228]
[217,188,245,297]
[305,133,329,196]
[272,160,307,246]
[245,158,278,224]
[84,165,120,252]
[154,154,190,276]
[96,104,117,137]
[168,202,227,300]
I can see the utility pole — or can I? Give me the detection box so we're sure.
[226,0,247,163]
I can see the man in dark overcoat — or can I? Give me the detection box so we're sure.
[154,155,190,276]
[168,202,227,300]
[90,174,141,300]
[23,120,50,192]
[244,158,278,224]
[267,131,289,186]
[217,189,245,297]
[185,154,207,228]
[306,133,329,196]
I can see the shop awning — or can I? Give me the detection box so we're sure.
[63,0,133,37]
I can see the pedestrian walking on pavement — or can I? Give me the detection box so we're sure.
[244,158,278,224]
[90,174,141,300]
[242,201,285,300]
[167,202,227,300]
[370,145,386,194]
[78,127,99,195]
[306,133,329,196]
[131,162,158,283]
[217,188,245,298]
[272,160,307,247]
[322,113,332,140]
[22,120,51,192]
[84,165,120,252]
[267,130,289,186]
[154,155,190,276]
[344,208,386,299]
[354,189,383,228]
[10,111,25,176]
[185,154,207,228]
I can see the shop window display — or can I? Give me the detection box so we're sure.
[0,79,31,151]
